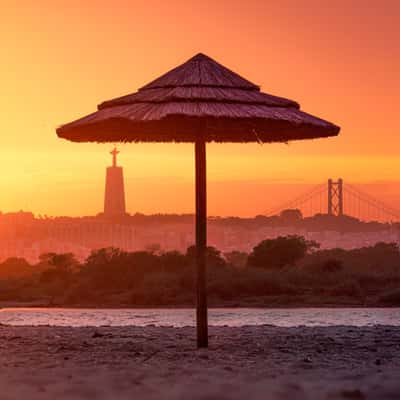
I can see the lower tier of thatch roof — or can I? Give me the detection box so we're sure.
[57,102,339,143]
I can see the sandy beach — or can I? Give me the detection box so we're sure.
[0,324,399,399]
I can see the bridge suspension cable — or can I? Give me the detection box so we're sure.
[344,184,400,222]
[264,180,400,222]
[265,184,326,217]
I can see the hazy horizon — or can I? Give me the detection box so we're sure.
[2,176,400,219]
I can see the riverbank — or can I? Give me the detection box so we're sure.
[0,325,399,399]
[2,242,400,311]
[1,292,398,309]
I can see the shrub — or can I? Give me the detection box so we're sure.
[321,258,344,273]
[330,281,363,298]
[379,289,400,305]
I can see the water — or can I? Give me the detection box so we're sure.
[0,307,399,327]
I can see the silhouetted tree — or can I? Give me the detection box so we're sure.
[160,251,188,272]
[320,258,344,273]
[303,241,400,273]
[224,251,248,268]
[0,257,33,279]
[186,245,226,268]
[38,253,78,296]
[248,235,319,269]
[39,253,78,271]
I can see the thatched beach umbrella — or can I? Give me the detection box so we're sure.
[57,53,340,348]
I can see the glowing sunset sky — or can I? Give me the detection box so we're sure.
[1,1,399,216]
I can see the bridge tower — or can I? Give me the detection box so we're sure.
[328,178,343,216]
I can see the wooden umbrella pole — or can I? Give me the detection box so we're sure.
[195,138,208,348]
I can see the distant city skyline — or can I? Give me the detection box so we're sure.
[1,208,398,264]
[2,176,400,221]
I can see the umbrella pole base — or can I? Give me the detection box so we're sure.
[195,139,208,348]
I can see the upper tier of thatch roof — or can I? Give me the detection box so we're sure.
[98,86,300,110]
[140,53,259,90]
[57,53,340,143]
[98,54,299,110]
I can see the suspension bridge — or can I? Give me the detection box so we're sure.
[266,179,400,223]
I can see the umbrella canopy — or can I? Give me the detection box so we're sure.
[56,53,339,142]
[56,53,340,349]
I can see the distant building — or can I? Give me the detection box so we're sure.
[104,148,127,217]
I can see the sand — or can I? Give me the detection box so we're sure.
[0,324,399,399]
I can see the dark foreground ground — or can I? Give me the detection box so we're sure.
[0,325,399,400]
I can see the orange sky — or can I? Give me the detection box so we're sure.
[1,1,399,217]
